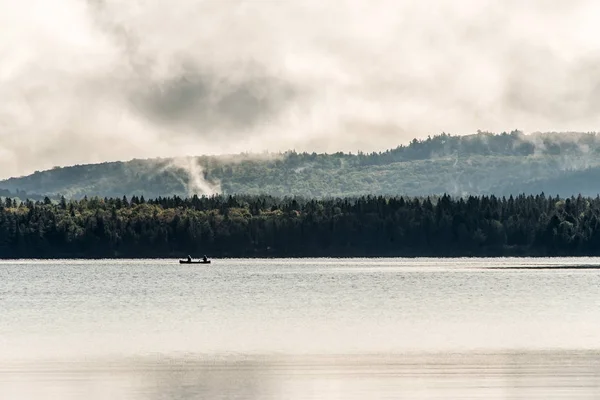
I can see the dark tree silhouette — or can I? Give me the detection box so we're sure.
[0,193,600,258]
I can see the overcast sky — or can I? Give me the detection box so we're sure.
[1,0,600,178]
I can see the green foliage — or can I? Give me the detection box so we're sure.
[2,131,600,200]
[0,193,599,258]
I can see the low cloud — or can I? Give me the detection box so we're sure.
[161,157,221,197]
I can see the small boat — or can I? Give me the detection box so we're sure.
[179,259,211,264]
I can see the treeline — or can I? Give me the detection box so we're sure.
[4,131,600,200]
[274,130,600,166]
[1,193,600,258]
[0,188,54,202]
[356,130,599,165]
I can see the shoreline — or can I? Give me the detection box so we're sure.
[2,255,600,260]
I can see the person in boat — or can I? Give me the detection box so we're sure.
[187,255,192,262]
[202,255,208,262]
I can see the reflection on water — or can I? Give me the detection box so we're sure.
[3,352,600,399]
[2,258,600,399]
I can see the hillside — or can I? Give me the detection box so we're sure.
[2,130,600,199]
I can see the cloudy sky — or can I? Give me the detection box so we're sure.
[1,0,600,178]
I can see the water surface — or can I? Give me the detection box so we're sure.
[1,258,600,399]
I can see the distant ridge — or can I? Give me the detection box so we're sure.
[2,131,600,199]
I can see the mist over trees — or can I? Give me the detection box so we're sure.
[0,192,599,258]
[2,131,600,200]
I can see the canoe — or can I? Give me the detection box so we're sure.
[179,260,211,264]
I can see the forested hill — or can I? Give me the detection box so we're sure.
[2,130,600,200]
[0,193,598,258]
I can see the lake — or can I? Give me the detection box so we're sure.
[1,258,600,399]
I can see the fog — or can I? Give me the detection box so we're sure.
[1,0,600,179]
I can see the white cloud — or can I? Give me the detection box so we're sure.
[1,0,600,178]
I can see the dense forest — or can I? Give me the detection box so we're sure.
[3,131,600,199]
[1,193,600,258]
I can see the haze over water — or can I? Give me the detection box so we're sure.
[2,258,600,399]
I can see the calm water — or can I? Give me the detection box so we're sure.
[1,258,600,399]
